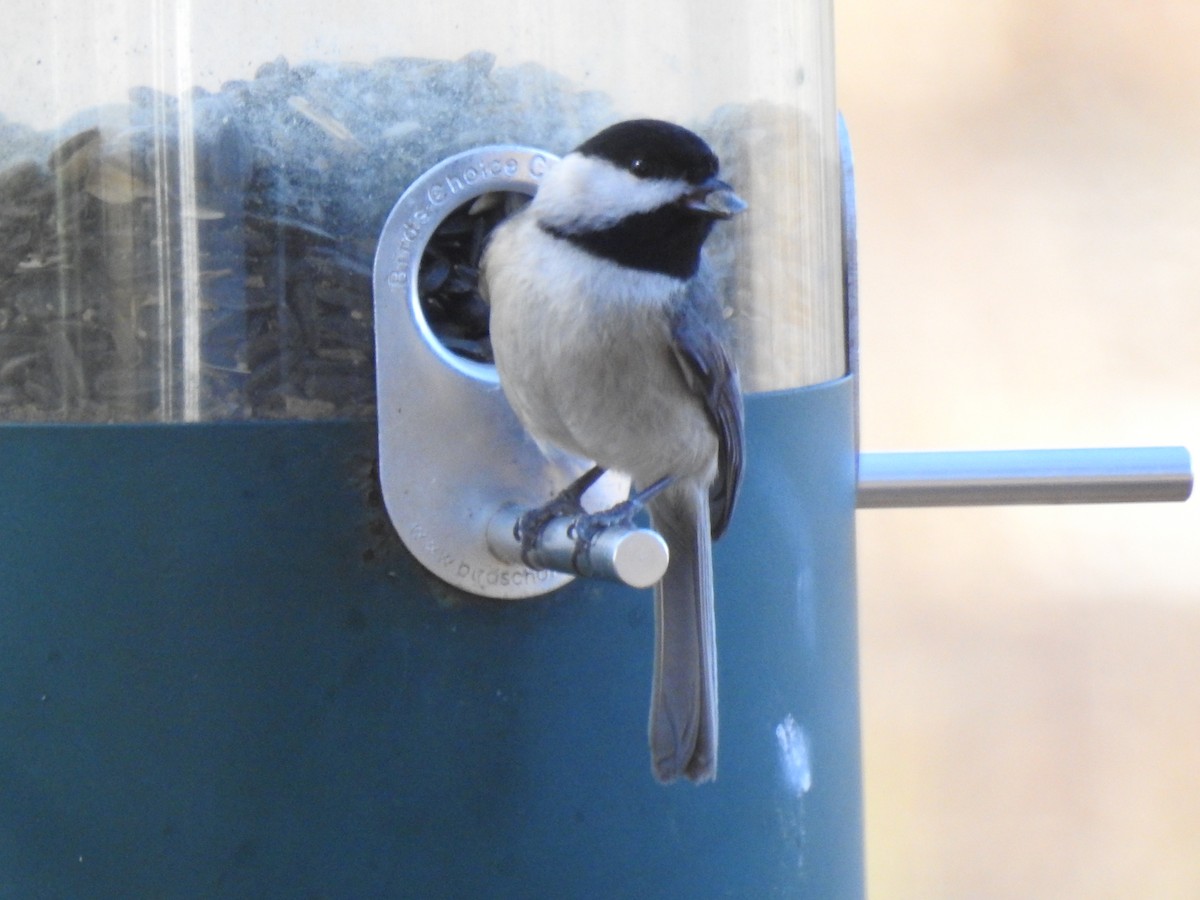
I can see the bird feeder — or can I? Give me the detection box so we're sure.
[0,1,1189,898]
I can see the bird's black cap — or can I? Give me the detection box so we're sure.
[575,119,720,185]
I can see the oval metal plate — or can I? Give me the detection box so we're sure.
[372,145,631,599]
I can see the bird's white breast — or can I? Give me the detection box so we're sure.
[483,214,717,486]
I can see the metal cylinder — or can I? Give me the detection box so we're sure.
[858,447,1194,508]
[486,505,670,589]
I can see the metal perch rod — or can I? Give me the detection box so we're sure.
[487,505,670,589]
[857,446,1193,508]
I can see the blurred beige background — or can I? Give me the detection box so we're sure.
[836,2,1200,897]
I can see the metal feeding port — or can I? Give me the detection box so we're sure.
[373,145,662,600]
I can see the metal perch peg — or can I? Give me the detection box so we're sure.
[487,504,670,589]
[857,447,1193,508]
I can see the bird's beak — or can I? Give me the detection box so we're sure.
[682,177,748,220]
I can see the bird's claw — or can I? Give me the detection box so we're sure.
[515,470,673,575]
[515,498,580,567]
[514,465,606,569]
[568,499,637,543]
[568,475,673,573]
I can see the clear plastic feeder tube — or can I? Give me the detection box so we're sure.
[1,0,841,421]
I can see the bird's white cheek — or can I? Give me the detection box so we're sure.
[532,154,689,231]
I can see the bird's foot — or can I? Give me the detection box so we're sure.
[568,476,674,570]
[515,465,605,568]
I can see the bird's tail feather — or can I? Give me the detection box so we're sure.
[648,484,718,783]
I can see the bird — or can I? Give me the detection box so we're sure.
[481,118,745,783]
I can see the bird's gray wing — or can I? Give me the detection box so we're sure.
[667,288,745,539]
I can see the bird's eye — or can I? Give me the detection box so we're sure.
[628,158,645,175]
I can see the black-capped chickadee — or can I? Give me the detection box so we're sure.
[481,119,746,784]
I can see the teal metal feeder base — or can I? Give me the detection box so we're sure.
[0,378,862,898]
